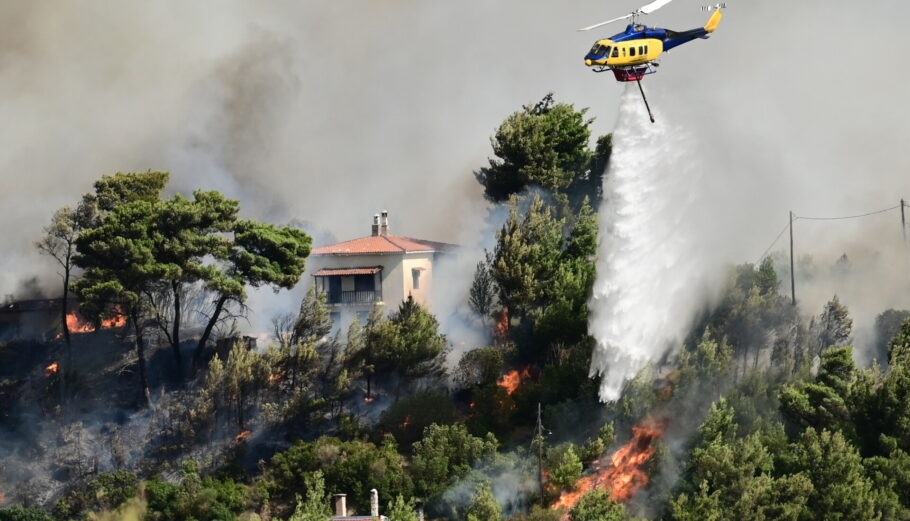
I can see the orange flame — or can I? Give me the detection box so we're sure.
[0,492,6,503]
[402,415,413,429]
[101,312,126,328]
[64,305,126,334]
[552,418,667,513]
[495,307,509,342]
[235,430,252,442]
[268,371,287,383]
[66,312,94,333]
[364,396,376,403]
[44,362,59,378]
[498,370,521,395]
[497,365,533,396]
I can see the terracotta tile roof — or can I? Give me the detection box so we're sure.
[313,267,383,276]
[312,235,457,256]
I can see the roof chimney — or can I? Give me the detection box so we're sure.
[372,214,380,237]
[370,489,379,518]
[334,494,347,517]
[380,210,389,237]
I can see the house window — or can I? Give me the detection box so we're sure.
[412,268,421,290]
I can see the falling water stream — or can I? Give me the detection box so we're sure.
[589,85,709,401]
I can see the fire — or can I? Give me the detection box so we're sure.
[235,430,252,442]
[100,312,126,328]
[364,396,376,403]
[495,307,509,342]
[268,371,287,383]
[497,366,533,396]
[402,415,413,429]
[498,370,521,395]
[44,362,59,378]
[552,418,667,513]
[66,312,94,333]
[64,306,126,335]
[0,492,6,503]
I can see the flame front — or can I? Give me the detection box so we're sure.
[44,362,59,378]
[66,312,94,333]
[235,430,252,442]
[100,312,126,328]
[64,306,126,334]
[495,307,510,341]
[552,419,667,513]
[498,370,522,395]
[497,365,533,396]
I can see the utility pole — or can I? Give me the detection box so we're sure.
[534,402,545,506]
[901,199,906,245]
[789,211,796,306]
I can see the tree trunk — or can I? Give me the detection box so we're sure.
[171,280,183,376]
[132,311,149,408]
[194,294,228,372]
[237,388,245,430]
[61,265,71,346]
[59,264,71,407]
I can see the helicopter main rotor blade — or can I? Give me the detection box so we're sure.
[639,0,674,14]
[577,13,633,31]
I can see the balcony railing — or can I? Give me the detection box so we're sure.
[328,290,380,305]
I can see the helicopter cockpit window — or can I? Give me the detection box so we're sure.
[612,48,619,58]
[603,46,611,57]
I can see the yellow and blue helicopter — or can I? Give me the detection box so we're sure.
[580,0,725,122]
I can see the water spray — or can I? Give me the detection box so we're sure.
[589,85,709,401]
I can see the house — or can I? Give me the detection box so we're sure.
[308,210,456,324]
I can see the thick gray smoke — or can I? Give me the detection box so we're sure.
[1,1,908,393]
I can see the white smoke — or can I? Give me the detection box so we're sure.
[588,85,720,401]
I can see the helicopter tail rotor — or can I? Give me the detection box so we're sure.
[700,3,727,12]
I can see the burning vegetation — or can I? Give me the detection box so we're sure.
[2,87,907,521]
[44,362,59,378]
[497,366,534,396]
[552,419,667,512]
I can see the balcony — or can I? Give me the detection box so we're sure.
[329,290,381,305]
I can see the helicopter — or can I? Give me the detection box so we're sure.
[579,0,725,122]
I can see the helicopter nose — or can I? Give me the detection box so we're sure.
[585,59,593,66]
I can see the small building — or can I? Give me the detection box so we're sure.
[308,210,456,324]
[0,298,66,341]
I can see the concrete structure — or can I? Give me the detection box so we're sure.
[331,490,389,521]
[308,210,455,326]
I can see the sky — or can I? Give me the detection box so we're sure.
[1,0,908,344]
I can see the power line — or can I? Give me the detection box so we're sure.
[755,203,903,262]
[794,204,901,221]
[752,200,907,306]
[755,221,791,264]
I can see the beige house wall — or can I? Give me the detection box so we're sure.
[400,252,434,307]
[305,251,440,316]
